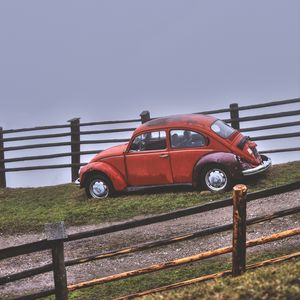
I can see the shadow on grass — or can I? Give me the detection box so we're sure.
[125,184,195,196]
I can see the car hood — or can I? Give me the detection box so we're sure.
[90,143,128,162]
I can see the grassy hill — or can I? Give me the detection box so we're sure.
[0,161,300,234]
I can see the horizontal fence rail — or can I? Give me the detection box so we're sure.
[237,97,300,110]
[0,163,84,173]
[2,132,72,142]
[261,147,300,154]
[0,150,101,164]
[2,203,300,285]
[0,97,300,187]
[223,109,300,123]
[1,182,300,299]
[1,124,71,135]
[1,180,299,261]
[240,120,300,132]
[67,227,300,292]
[115,251,300,300]
[251,131,300,141]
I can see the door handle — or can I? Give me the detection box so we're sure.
[160,154,169,158]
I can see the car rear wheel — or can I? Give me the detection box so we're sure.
[85,175,114,199]
[202,165,231,192]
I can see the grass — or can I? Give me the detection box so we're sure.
[0,161,300,234]
[39,249,300,300]
[143,257,300,300]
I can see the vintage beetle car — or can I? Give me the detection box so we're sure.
[76,114,271,199]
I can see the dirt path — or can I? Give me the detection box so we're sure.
[1,189,300,298]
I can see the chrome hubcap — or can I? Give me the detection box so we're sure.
[205,169,227,191]
[89,180,109,199]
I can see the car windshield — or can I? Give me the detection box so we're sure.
[211,120,236,139]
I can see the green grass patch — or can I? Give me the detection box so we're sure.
[0,161,300,234]
[38,249,299,300]
[144,256,300,300]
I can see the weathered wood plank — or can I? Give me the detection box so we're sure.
[224,109,300,123]
[69,118,80,182]
[140,111,151,124]
[230,103,240,130]
[115,250,300,300]
[240,120,300,132]
[0,150,102,163]
[1,131,71,142]
[261,147,300,154]
[252,132,300,141]
[80,127,135,135]
[0,240,52,260]
[1,124,70,134]
[0,163,84,173]
[0,127,135,143]
[232,184,247,276]
[46,222,68,300]
[79,138,129,145]
[0,127,6,187]
[80,118,140,127]
[68,226,300,291]
[238,97,300,111]
[68,245,233,291]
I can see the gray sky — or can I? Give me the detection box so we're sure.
[0,1,299,187]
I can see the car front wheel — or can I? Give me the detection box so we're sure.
[202,166,231,192]
[85,175,114,199]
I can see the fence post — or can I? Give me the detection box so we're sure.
[45,221,68,300]
[232,184,247,276]
[229,103,240,130]
[140,111,150,124]
[68,118,80,182]
[0,127,6,188]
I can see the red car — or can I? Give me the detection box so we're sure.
[76,114,271,199]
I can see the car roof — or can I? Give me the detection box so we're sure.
[133,114,217,136]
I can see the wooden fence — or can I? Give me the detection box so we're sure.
[0,97,300,188]
[1,181,300,299]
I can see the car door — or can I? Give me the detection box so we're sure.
[125,130,173,186]
[169,129,213,183]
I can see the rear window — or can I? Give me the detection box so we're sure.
[211,120,236,139]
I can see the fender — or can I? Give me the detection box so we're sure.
[80,162,127,192]
[192,152,243,187]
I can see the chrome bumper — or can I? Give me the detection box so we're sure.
[75,178,80,186]
[242,156,272,176]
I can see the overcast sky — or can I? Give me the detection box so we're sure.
[0,1,299,187]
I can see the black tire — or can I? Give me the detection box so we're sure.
[201,165,232,192]
[85,174,114,199]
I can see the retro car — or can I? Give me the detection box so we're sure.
[76,114,271,199]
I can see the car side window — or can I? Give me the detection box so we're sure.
[170,130,207,148]
[130,131,167,151]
